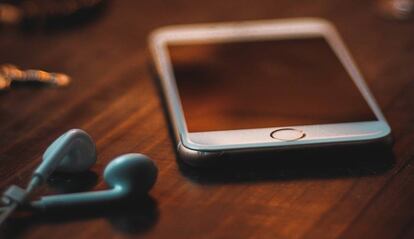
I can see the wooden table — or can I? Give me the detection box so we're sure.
[1,0,414,238]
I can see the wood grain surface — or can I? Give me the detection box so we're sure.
[0,0,413,238]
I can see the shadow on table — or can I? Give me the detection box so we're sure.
[0,0,110,33]
[177,143,395,184]
[47,170,100,194]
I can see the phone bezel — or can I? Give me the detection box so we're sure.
[149,18,391,152]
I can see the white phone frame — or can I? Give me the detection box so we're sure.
[149,18,391,153]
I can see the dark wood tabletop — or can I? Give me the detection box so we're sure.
[1,0,414,238]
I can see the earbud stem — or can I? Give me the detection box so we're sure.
[29,186,125,211]
[26,175,42,195]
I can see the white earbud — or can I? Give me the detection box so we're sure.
[28,129,97,192]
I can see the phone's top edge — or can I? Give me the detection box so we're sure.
[149,17,333,33]
[148,17,335,45]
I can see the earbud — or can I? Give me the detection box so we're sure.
[30,153,158,210]
[32,129,97,186]
[104,153,158,197]
[0,129,98,221]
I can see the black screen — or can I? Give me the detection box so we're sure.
[168,38,376,132]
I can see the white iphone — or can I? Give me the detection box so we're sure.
[149,18,391,167]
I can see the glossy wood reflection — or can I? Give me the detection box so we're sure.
[0,0,414,239]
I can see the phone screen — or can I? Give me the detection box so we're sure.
[168,38,377,133]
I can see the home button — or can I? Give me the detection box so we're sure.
[270,128,305,141]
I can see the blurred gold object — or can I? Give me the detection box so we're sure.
[378,0,414,20]
[0,4,22,25]
[0,64,70,90]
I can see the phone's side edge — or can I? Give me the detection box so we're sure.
[149,29,224,167]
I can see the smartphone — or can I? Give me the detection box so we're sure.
[149,18,391,167]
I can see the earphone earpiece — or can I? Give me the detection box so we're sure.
[22,129,97,195]
[35,129,96,180]
[0,128,98,221]
[30,153,158,210]
[47,129,97,173]
[104,153,158,197]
